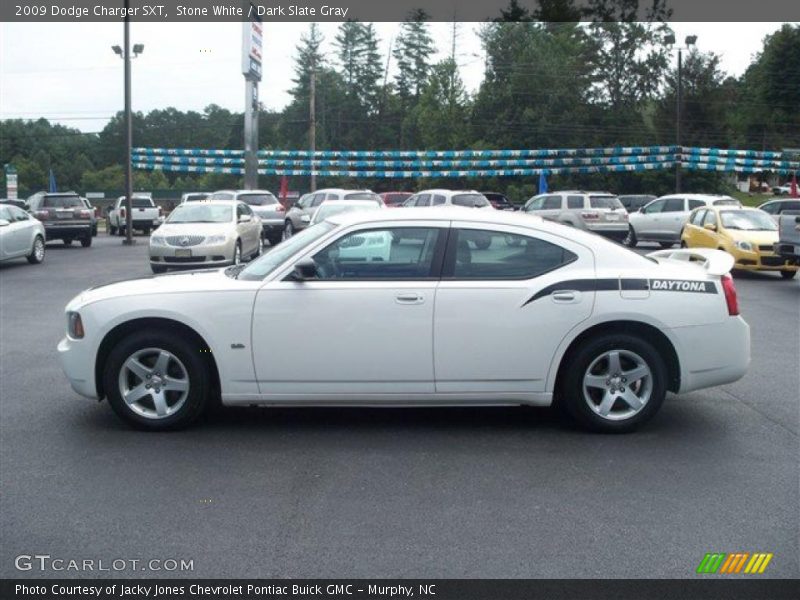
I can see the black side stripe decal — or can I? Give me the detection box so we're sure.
[522,278,717,307]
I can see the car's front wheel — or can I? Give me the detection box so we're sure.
[560,333,667,433]
[283,221,294,240]
[233,240,242,265]
[780,270,797,280]
[27,235,45,264]
[103,331,210,430]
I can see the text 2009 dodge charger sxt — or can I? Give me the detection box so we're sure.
[59,208,750,432]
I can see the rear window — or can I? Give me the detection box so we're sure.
[452,194,490,208]
[239,193,278,206]
[184,193,209,202]
[131,197,154,208]
[589,196,623,209]
[43,195,82,208]
[713,198,740,206]
[344,192,380,202]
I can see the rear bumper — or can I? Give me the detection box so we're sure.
[588,225,629,240]
[43,224,91,239]
[259,219,284,235]
[775,242,800,264]
[673,317,750,394]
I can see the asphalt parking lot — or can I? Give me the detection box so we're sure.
[1,234,798,579]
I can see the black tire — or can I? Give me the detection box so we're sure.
[143,227,151,236]
[559,333,667,433]
[26,235,45,264]
[268,234,282,247]
[151,265,167,274]
[780,270,797,280]
[103,330,210,430]
[63,238,73,246]
[92,224,98,237]
[283,221,294,239]
[81,234,92,247]
[233,240,242,265]
[659,242,674,249]
[624,226,638,248]
[109,224,117,235]
[117,226,124,237]
[680,241,688,248]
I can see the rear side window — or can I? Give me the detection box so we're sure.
[43,195,82,208]
[688,199,704,210]
[567,195,583,209]
[415,194,431,207]
[663,198,685,212]
[452,194,490,208]
[448,230,577,280]
[589,196,623,209]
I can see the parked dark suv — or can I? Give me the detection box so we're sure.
[27,192,93,247]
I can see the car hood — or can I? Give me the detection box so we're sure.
[722,229,779,244]
[66,268,248,311]
[153,222,233,238]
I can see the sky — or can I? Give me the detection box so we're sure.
[0,21,789,134]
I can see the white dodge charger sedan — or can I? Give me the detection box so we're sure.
[59,208,750,432]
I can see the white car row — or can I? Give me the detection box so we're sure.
[59,207,750,433]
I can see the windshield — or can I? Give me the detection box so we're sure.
[344,192,380,202]
[238,222,336,281]
[166,204,232,224]
[43,195,82,208]
[313,203,380,223]
[720,210,777,231]
[589,195,624,209]
[452,193,490,208]
[239,193,278,206]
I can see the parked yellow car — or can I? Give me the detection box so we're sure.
[681,206,798,279]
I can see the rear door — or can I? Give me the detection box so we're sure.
[433,223,594,394]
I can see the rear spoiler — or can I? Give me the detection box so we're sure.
[646,248,734,276]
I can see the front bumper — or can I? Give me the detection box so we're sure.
[149,239,236,268]
[730,248,799,271]
[58,336,98,399]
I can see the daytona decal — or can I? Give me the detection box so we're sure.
[650,279,716,293]
[522,278,717,307]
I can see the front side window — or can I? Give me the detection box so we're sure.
[643,199,665,214]
[433,195,446,206]
[310,227,441,280]
[703,210,718,227]
[542,196,562,210]
[9,206,29,221]
[311,194,326,207]
[567,195,583,209]
[525,196,546,211]
[690,209,706,226]
[415,194,431,207]
[663,198,685,212]
[239,222,337,280]
[447,229,577,280]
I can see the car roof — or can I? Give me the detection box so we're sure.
[314,188,375,194]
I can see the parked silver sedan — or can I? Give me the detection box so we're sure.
[0,204,46,265]
[148,201,262,273]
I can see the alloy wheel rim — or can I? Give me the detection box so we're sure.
[34,239,45,260]
[234,245,241,264]
[582,349,652,421]
[118,348,190,420]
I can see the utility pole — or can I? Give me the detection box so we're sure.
[122,0,134,245]
[242,2,262,190]
[675,46,682,194]
[309,56,317,192]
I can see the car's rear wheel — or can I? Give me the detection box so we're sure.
[252,237,263,259]
[560,333,667,433]
[27,236,45,264]
[659,242,674,249]
[780,270,797,280]
[268,234,282,247]
[63,238,73,246]
[143,227,151,236]
[624,226,638,247]
[104,331,210,430]
[680,241,688,248]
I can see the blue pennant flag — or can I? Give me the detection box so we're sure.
[538,171,548,194]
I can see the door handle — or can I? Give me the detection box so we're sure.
[395,292,424,305]
[552,290,580,303]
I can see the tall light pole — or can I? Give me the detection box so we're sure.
[111,2,143,246]
[242,3,262,190]
[666,33,697,193]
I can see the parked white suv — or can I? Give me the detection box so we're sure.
[626,194,741,248]
[403,189,494,209]
[523,191,628,241]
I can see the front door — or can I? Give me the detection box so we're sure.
[433,224,595,394]
[251,224,447,397]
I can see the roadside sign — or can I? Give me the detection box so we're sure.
[241,4,262,82]
[4,164,17,200]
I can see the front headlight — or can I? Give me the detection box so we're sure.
[735,240,753,252]
[67,311,84,339]
[205,234,228,245]
[150,235,166,246]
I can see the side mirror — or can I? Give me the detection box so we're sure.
[238,214,252,223]
[0,219,9,227]
[638,207,646,213]
[290,258,317,281]
[703,223,717,231]
[301,214,311,223]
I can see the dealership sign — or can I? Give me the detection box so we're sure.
[4,164,17,200]
[241,4,262,81]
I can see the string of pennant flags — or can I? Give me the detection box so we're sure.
[132,145,800,178]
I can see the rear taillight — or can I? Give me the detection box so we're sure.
[120,208,126,218]
[581,212,600,220]
[34,210,49,220]
[276,205,285,212]
[79,209,92,218]
[721,274,739,316]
